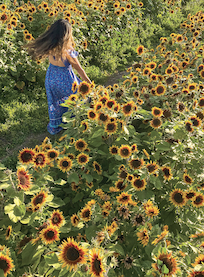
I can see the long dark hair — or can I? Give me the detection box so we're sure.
[24,19,74,60]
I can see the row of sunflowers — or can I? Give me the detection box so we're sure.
[1,1,204,277]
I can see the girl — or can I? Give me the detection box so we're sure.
[25,19,91,135]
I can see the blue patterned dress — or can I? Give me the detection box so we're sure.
[45,50,81,135]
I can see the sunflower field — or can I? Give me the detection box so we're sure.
[2,0,204,276]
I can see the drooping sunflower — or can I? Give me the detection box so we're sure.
[80,206,92,222]
[132,178,147,191]
[146,161,159,174]
[89,248,105,277]
[104,121,117,135]
[40,225,60,244]
[5,226,12,240]
[78,81,91,97]
[129,158,144,170]
[118,145,132,159]
[150,117,162,128]
[49,210,65,228]
[18,148,35,164]
[31,190,48,209]
[93,161,102,175]
[169,189,186,207]
[75,139,87,152]
[58,237,87,271]
[152,107,163,117]
[57,157,72,172]
[192,193,204,207]
[116,192,132,206]
[0,252,14,276]
[71,214,80,227]
[162,166,173,181]
[17,168,32,190]
[137,228,149,246]
[76,153,89,165]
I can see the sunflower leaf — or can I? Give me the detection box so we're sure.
[68,172,79,183]
[162,264,169,274]
[0,269,4,277]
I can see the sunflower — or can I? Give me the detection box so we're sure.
[177,102,185,112]
[115,180,127,191]
[188,271,204,277]
[190,116,201,127]
[150,118,162,128]
[183,173,193,184]
[105,121,117,135]
[198,97,204,107]
[132,177,147,191]
[75,139,87,152]
[58,237,87,271]
[118,169,128,179]
[170,189,186,207]
[137,228,149,246]
[0,252,14,276]
[40,225,60,244]
[18,148,35,164]
[185,121,194,132]
[49,210,65,228]
[5,226,12,240]
[57,157,72,172]
[76,153,89,165]
[192,193,204,207]
[116,192,132,206]
[109,145,118,155]
[146,161,159,174]
[106,99,116,110]
[155,84,166,96]
[46,149,59,161]
[129,158,144,170]
[93,161,102,175]
[118,145,132,159]
[185,190,196,200]
[89,249,105,277]
[192,254,204,267]
[145,206,159,218]
[80,206,92,222]
[87,110,97,120]
[152,251,179,276]
[71,214,80,227]
[17,168,32,191]
[152,107,163,117]
[31,190,48,209]
[78,81,91,97]
[162,166,173,180]
[122,101,135,116]
[33,152,47,168]
[136,45,144,55]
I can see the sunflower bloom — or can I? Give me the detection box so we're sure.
[89,249,105,277]
[137,228,149,246]
[152,251,179,276]
[80,206,92,222]
[169,189,186,207]
[76,153,89,165]
[78,81,91,97]
[71,214,80,227]
[0,252,14,276]
[58,157,72,172]
[118,145,132,159]
[40,225,60,244]
[49,210,65,228]
[31,190,48,209]
[5,226,12,240]
[116,192,132,206]
[17,168,32,190]
[58,237,87,271]
[18,148,35,164]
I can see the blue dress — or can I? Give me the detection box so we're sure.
[45,50,81,135]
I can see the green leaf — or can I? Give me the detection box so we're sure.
[14,196,22,206]
[55,179,67,186]
[0,269,5,277]
[72,192,84,203]
[162,264,169,274]
[47,197,65,208]
[4,204,15,214]
[85,225,98,240]
[13,204,26,217]
[156,141,171,151]
[0,183,10,190]
[44,253,58,265]
[44,174,54,182]
[21,242,38,266]
[68,172,79,183]
[84,174,93,183]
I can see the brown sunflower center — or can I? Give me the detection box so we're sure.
[22,152,32,162]
[62,161,69,167]
[89,111,96,118]
[49,152,57,158]
[99,114,108,121]
[117,182,125,190]
[47,230,55,238]
[124,105,131,112]
[121,148,129,156]
[0,259,8,270]
[84,210,90,217]
[94,258,102,273]
[53,215,60,224]
[134,179,143,188]
[78,142,85,148]
[195,196,202,204]
[34,194,43,205]
[147,164,156,173]
[111,147,117,154]
[67,247,80,261]
[135,215,143,223]
[161,257,173,272]
[94,164,100,171]
[156,86,164,94]
[152,118,161,127]
[174,192,183,203]
[131,159,141,169]
[19,175,27,185]
[80,156,86,163]
[107,123,115,131]
[163,168,170,176]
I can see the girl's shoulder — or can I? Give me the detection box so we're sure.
[66,48,79,58]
